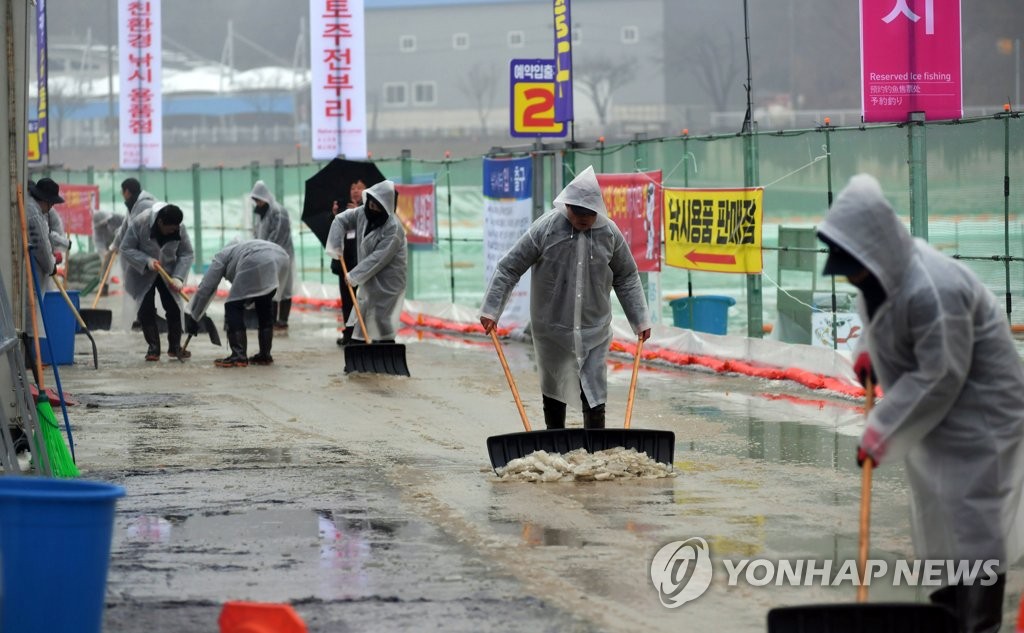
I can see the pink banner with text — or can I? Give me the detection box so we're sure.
[860,0,962,122]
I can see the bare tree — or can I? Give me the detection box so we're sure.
[574,56,637,127]
[458,63,497,135]
[686,31,743,113]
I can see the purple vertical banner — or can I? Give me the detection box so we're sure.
[28,0,48,163]
[553,0,573,123]
[860,0,963,122]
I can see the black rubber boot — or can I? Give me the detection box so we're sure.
[583,404,606,429]
[337,326,354,346]
[166,318,190,360]
[542,396,566,430]
[142,325,160,361]
[215,329,248,367]
[250,327,274,365]
[275,299,291,330]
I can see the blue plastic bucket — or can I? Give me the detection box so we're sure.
[39,290,78,365]
[0,477,125,633]
[669,295,736,335]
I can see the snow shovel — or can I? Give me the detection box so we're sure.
[585,336,675,465]
[80,249,118,331]
[153,262,222,347]
[337,257,409,377]
[53,276,99,370]
[765,378,958,632]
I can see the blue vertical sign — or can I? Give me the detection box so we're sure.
[28,0,48,163]
[482,157,534,331]
[553,0,573,123]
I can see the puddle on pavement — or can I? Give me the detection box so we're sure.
[77,392,196,409]
[209,446,297,464]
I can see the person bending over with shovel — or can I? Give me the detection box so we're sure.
[119,202,194,362]
[185,239,290,368]
[325,180,407,344]
[479,166,651,430]
[818,174,1024,633]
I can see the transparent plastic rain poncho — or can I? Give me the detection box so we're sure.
[186,239,290,321]
[24,195,55,278]
[249,180,295,300]
[818,174,1024,571]
[119,204,194,325]
[111,190,156,251]
[480,166,651,407]
[92,210,125,253]
[325,180,407,341]
[45,207,71,255]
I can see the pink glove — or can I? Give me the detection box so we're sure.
[857,426,885,467]
[853,352,876,387]
[54,252,63,265]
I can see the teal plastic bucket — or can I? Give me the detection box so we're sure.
[669,295,736,335]
[0,477,125,633]
[40,290,78,365]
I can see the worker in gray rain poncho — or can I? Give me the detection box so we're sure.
[186,239,290,368]
[479,166,652,430]
[817,174,1024,633]
[120,202,195,361]
[110,177,157,252]
[249,180,295,330]
[325,180,407,343]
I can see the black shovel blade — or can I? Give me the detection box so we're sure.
[344,343,410,376]
[585,429,675,466]
[487,429,590,470]
[767,603,957,633]
[78,309,112,331]
[199,316,222,346]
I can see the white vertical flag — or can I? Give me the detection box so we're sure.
[309,0,367,160]
[118,0,162,169]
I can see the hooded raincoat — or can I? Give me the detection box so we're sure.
[325,180,407,341]
[45,208,71,256]
[24,195,56,279]
[186,239,290,321]
[480,166,651,407]
[111,190,157,251]
[119,204,195,323]
[818,174,1024,572]
[249,181,295,300]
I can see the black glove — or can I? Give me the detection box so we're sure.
[185,314,200,336]
[330,258,342,276]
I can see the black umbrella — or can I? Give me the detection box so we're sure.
[302,158,386,246]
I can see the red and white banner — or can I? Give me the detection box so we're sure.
[860,0,962,122]
[54,185,101,236]
[310,0,367,160]
[395,183,435,245]
[596,171,662,273]
[118,0,162,168]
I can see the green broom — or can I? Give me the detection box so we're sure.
[17,183,78,478]
[33,392,79,478]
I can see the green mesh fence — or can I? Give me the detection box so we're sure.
[33,113,1024,339]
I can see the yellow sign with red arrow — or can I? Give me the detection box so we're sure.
[663,187,764,274]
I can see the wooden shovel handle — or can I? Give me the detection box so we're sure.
[857,377,875,603]
[337,256,371,343]
[489,328,531,432]
[92,249,118,309]
[624,336,644,429]
[15,184,44,389]
[152,261,191,303]
[53,275,89,332]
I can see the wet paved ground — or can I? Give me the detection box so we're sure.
[47,303,1024,632]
